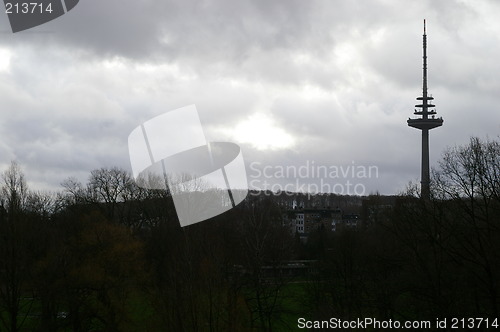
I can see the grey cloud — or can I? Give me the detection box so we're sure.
[0,0,499,195]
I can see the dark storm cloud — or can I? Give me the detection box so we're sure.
[2,0,386,86]
[5,0,318,59]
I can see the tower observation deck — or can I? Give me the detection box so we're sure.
[407,20,443,199]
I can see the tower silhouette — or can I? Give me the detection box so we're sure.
[407,20,443,200]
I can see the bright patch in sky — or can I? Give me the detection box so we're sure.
[0,48,12,71]
[228,113,295,150]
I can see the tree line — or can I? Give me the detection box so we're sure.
[0,136,499,331]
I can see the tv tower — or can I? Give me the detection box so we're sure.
[407,20,443,200]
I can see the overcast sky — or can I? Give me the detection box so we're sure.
[0,0,499,195]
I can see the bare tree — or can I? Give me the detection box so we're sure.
[0,162,34,332]
[236,196,294,331]
[433,137,500,315]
